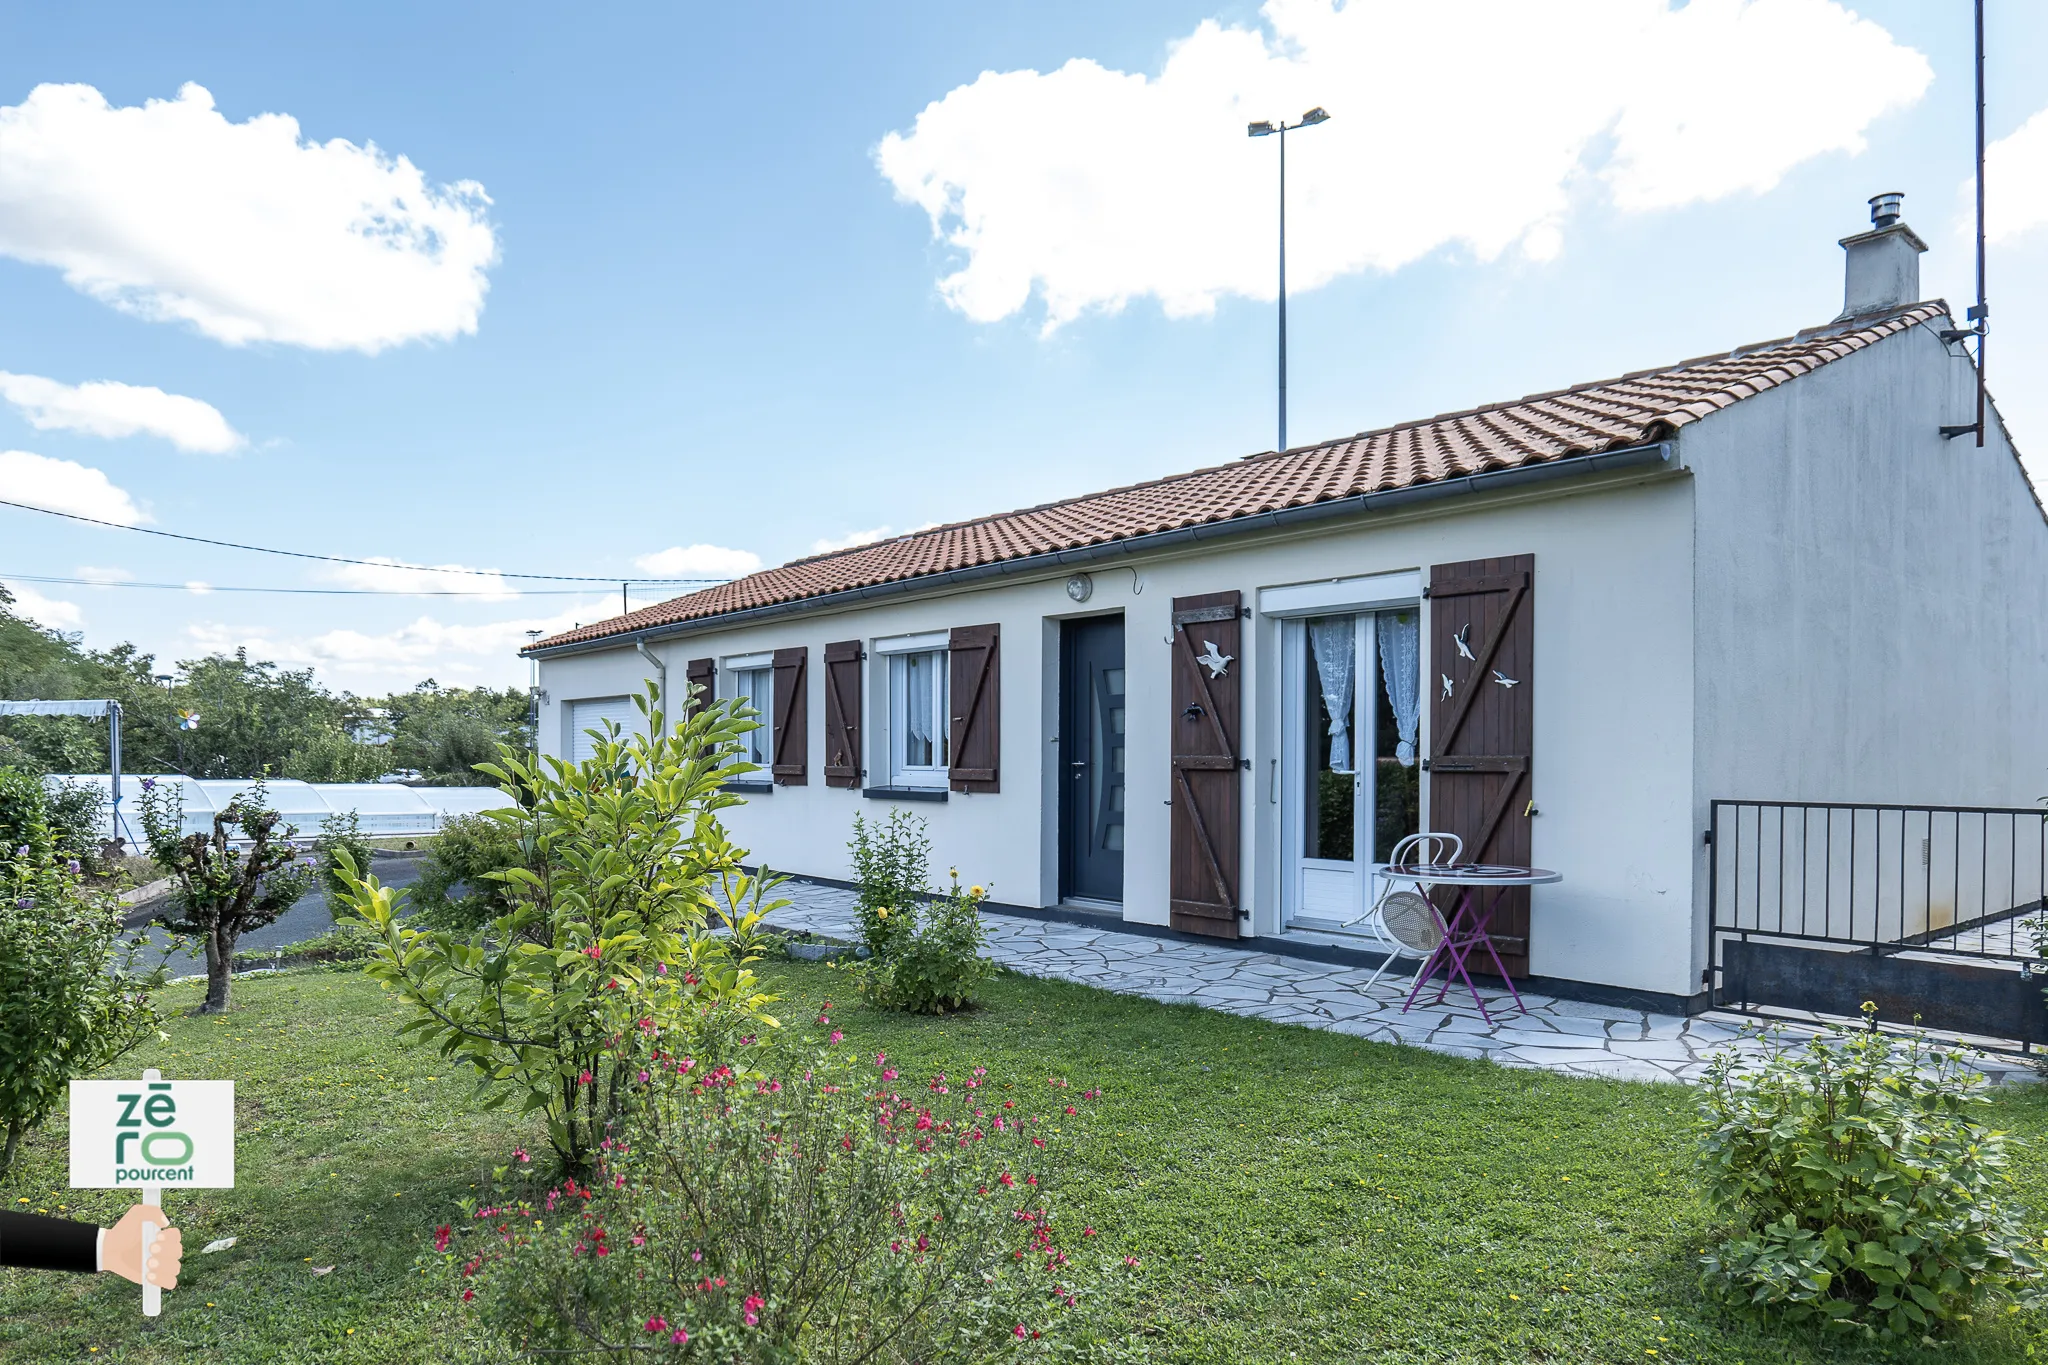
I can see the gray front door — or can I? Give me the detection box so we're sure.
[1060,615,1126,902]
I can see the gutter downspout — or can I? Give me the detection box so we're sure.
[633,640,667,727]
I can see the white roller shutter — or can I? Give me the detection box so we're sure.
[566,696,636,763]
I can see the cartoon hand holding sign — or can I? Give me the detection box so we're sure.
[67,1068,233,1315]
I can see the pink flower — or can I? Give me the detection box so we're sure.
[829,1030,843,1043]
[512,1147,529,1163]
[577,1069,593,1086]
[656,961,668,974]
[670,1328,690,1344]
[434,1224,452,1251]
[1014,1325,1027,1339]
[743,1293,765,1327]
[816,1014,830,1025]
[585,945,602,960]
[1082,1227,1097,1237]
[972,1066,987,1077]
[638,1070,650,1084]
[645,1315,668,1333]
[875,1053,887,1065]
[882,1068,899,1082]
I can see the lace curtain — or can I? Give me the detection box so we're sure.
[1306,617,1356,773]
[903,653,934,765]
[1376,609,1420,766]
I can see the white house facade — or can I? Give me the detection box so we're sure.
[528,198,2048,1016]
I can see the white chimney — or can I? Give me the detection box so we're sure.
[1836,191,1926,320]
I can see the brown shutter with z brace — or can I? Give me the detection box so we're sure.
[771,646,808,785]
[685,658,715,719]
[1428,555,1534,976]
[822,640,862,788]
[948,624,999,793]
[1169,592,1242,939]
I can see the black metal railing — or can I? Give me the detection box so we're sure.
[1710,800,2048,958]
[1708,800,2048,1050]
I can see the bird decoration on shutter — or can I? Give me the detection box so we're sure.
[1195,639,1233,679]
[1492,670,1520,689]
[1454,624,1475,661]
[1441,674,1454,700]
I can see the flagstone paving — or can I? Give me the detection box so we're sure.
[765,879,2040,1086]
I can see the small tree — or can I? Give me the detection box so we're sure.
[138,777,316,1013]
[0,821,167,1178]
[847,808,932,959]
[336,684,781,1172]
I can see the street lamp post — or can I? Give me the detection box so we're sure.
[1248,107,1330,454]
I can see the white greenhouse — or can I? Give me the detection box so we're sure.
[48,775,516,845]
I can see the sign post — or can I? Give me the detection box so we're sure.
[70,1068,234,1316]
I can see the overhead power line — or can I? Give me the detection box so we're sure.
[0,497,726,584]
[2,572,612,598]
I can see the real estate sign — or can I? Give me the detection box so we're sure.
[69,1075,235,1190]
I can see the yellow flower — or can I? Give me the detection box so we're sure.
[969,885,985,897]
[876,907,889,919]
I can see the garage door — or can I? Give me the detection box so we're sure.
[566,696,636,763]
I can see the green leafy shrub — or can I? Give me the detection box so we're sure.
[313,809,373,898]
[851,873,998,1015]
[441,1042,1102,1361]
[848,808,930,959]
[0,830,167,1178]
[336,684,780,1172]
[1696,1009,2045,1337]
[410,811,525,931]
[0,766,103,870]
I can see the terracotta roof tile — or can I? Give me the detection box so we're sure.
[533,304,1945,652]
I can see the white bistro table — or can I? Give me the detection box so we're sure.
[1377,863,1562,1024]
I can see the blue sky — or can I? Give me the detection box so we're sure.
[2,1,2045,693]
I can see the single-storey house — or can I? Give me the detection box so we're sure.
[526,196,2048,1014]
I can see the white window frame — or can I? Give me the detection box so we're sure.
[722,657,775,770]
[885,648,949,789]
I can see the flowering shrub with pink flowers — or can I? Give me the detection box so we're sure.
[439,1041,1108,1361]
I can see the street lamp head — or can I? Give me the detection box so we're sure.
[1299,107,1330,126]
[1246,120,1277,137]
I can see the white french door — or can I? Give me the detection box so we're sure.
[1279,610,1421,931]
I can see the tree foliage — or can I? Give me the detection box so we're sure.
[0,823,167,1178]
[138,777,317,1013]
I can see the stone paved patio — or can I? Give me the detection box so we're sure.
[764,879,2039,1086]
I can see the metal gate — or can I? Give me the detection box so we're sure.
[1708,800,2048,1053]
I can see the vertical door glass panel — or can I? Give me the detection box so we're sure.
[1302,615,1355,861]
[1095,662,1125,855]
[1373,611,1422,860]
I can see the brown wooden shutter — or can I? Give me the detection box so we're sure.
[822,640,863,788]
[1428,555,1534,976]
[948,624,999,793]
[771,646,808,785]
[684,658,715,718]
[1169,592,1242,939]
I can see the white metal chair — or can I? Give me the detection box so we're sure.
[1352,832,1464,995]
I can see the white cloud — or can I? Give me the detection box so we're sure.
[809,524,935,555]
[1982,104,2048,244]
[0,371,244,453]
[184,581,212,595]
[184,598,609,691]
[876,0,1931,330]
[2,579,83,630]
[320,557,517,601]
[0,449,148,523]
[0,82,498,352]
[632,544,762,578]
[75,565,134,585]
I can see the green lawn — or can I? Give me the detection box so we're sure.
[4,962,2047,1364]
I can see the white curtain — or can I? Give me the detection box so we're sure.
[1377,609,1421,767]
[904,653,934,765]
[1306,617,1356,773]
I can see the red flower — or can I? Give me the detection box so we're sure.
[743,1293,765,1327]
[433,1224,452,1252]
[462,1287,475,1301]
[645,1315,668,1333]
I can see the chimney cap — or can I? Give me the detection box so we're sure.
[1869,191,1904,228]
